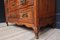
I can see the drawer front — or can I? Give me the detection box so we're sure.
[16,0,34,9]
[18,6,34,24]
[5,5,17,13]
[4,0,14,6]
[5,6,10,14]
[7,10,19,22]
[4,0,18,11]
[4,0,34,11]
[8,0,17,11]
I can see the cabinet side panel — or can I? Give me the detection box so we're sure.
[38,0,56,26]
[48,0,56,16]
[47,0,56,24]
[38,0,48,26]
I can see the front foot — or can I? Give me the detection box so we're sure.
[32,27,40,39]
[6,22,9,26]
[49,24,56,28]
[51,25,55,28]
[35,33,39,39]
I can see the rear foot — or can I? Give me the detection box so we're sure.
[49,24,56,28]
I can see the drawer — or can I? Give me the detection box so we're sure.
[4,0,14,6]
[5,6,15,14]
[5,6,11,14]
[4,0,18,11]
[4,0,34,11]
[18,6,34,23]
[4,0,17,11]
[9,3,17,11]
[16,0,34,9]
[7,10,20,22]
[11,12,19,18]
[8,0,18,11]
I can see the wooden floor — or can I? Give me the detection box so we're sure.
[0,23,60,40]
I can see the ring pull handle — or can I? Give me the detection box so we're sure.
[22,13,28,18]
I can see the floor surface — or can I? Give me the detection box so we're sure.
[0,23,60,40]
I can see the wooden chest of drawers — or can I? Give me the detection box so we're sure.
[4,0,56,39]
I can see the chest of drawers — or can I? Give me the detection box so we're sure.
[4,0,56,39]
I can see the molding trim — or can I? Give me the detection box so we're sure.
[56,22,60,24]
[56,13,60,15]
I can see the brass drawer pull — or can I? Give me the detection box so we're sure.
[22,13,28,18]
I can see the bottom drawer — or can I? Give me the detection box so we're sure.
[7,18,17,23]
[7,10,19,23]
[18,6,34,24]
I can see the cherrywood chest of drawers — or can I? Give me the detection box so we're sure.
[4,0,56,39]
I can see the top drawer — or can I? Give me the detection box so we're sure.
[16,0,34,8]
[4,0,14,5]
[4,0,34,10]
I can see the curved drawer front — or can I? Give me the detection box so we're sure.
[8,0,17,11]
[16,0,34,9]
[7,10,19,22]
[4,0,15,7]
[18,6,34,24]
[4,0,18,12]
[4,0,34,11]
